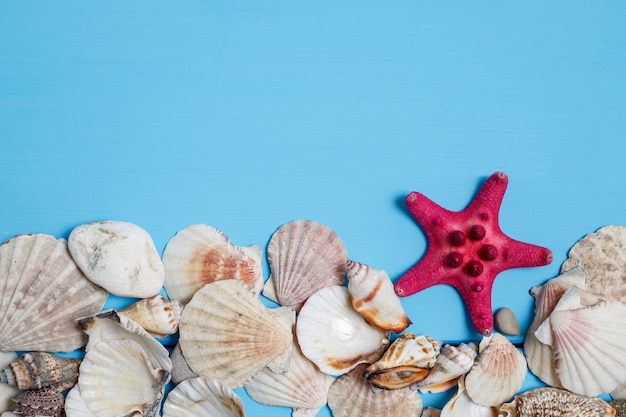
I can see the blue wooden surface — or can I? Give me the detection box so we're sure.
[2,1,626,413]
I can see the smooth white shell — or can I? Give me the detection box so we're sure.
[440,376,498,417]
[162,377,246,417]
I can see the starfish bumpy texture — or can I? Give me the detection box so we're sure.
[394,172,553,335]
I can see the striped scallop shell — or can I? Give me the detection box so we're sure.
[263,220,348,310]
[162,224,264,304]
[117,295,184,338]
[499,387,616,417]
[328,363,422,417]
[162,377,245,417]
[178,280,294,388]
[0,234,108,352]
[412,342,477,394]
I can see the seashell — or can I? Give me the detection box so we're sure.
[421,407,442,417]
[178,280,294,388]
[162,224,264,304]
[363,333,440,390]
[412,342,477,394]
[263,220,348,310]
[327,363,423,417]
[296,285,389,376]
[494,307,520,336]
[64,385,95,417]
[499,387,616,416]
[162,377,245,417]
[0,352,80,391]
[464,332,526,407]
[346,260,411,333]
[68,220,164,298]
[0,234,109,352]
[244,340,334,417]
[0,352,19,414]
[608,399,626,416]
[11,387,64,417]
[117,294,184,338]
[78,338,170,417]
[440,376,497,417]
[170,343,198,385]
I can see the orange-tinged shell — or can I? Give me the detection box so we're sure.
[117,294,184,338]
[499,387,616,417]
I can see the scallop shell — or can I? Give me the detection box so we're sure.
[0,234,109,352]
[162,224,264,304]
[78,338,170,417]
[499,387,616,417]
[11,387,64,417]
[117,294,184,338]
[263,220,348,310]
[162,377,245,417]
[440,376,497,417]
[0,352,80,391]
[244,341,333,417]
[464,333,526,407]
[64,385,96,417]
[412,342,477,394]
[346,260,411,333]
[327,363,423,417]
[363,333,440,390]
[178,280,294,388]
[296,285,389,376]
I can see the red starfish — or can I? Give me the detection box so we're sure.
[394,172,553,335]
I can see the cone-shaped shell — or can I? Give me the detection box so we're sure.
[0,352,80,391]
[296,285,389,376]
[327,363,423,417]
[117,294,184,338]
[363,333,440,390]
[0,234,109,352]
[440,376,497,417]
[346,260,411,333]
[178,280,294,388]
[162,224,264,304]
[162,377,246,417]
[499,387,616,417]
[465,333,526,407]
[412,342,477,394]
[11,387,65,417]
[263,220,348,309]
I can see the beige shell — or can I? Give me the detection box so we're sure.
[162,224,264,304]
[412,342,477,394]
[346,260,411,333]
[0,352,18,415]
[296,285,389,376]
[263,220,348,309]
[363,333,440,390]
[178,280,294,388]
[64,385,95,417]
[327,363,423,417]
[170,343,197,385]
[0,234,109,352]
[117,294,184,338]
[162,377,245,417]
[494,308,520,336]
[440,376,497,417]
[499,387,616,417]
[0,352,80,391]
[464,333,526,407]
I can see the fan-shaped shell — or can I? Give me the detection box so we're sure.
[0,352,80,391]
[178,280,294,388]
[412,342,477,394]
[296,285,389,376]
[440,376,497,417]
[327,363,423,417]
[162,224,264,304]
[64,385,96,417]
[162,377,246,417]
[499,387,616,417]
[117,294,183,338]
[346,260,411,333]
[464,333,526,407]
[263,220,348,309]
[0,234,109,352]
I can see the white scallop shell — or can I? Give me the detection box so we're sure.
[162,224,264,304]
[117,294,184,338]
[440,376,498,417]
[327,363,423,417]
[178,280,294,388]
[464,333,526,407]
[0,234,109,352]
[412,342,477,394]
[263,220,348,309]
[346,260,411,333]
[162,377,245,417]
[64,385,96,417]
[296,285,389,376]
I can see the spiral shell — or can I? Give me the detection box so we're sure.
[412,342,477,394]
[117,295,184,338]
[0,352,80,391]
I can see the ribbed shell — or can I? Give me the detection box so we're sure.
[412,342,477,394]
[178,280,294,388]
[263,220,348,309]
[162,377,245,417]
[440,376,497,417]
[327,363,422,417]
[117,294,184,338]
[0,352,80,391]
[0,234,108,352]
[162,224,263,304]
[499,387,616,417]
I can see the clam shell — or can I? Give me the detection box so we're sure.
[346,260,411,333]
[296,285,389,376]
[178,280,294,388]
[363,333,440,390]
[412,342,477,394]
[162,377,245,417]
[0,352,80,391]
[327,363,423,417]
[11,387,64,417]
[117,294,184,338]
[464,333,526,407]
[440,376,497,417]
[0,234,109,352]
[263,220,348,309]
[162,224,263,304]
[499,387,616,417]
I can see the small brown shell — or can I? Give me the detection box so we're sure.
[12,387,64,417]
[0,352,80,391]
[499,387,616,417]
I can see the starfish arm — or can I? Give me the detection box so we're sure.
[466,172,508,217]
[459,280,496,335]
[497,238,553,269]
[405,191,458,241]
[394,251,450,297]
